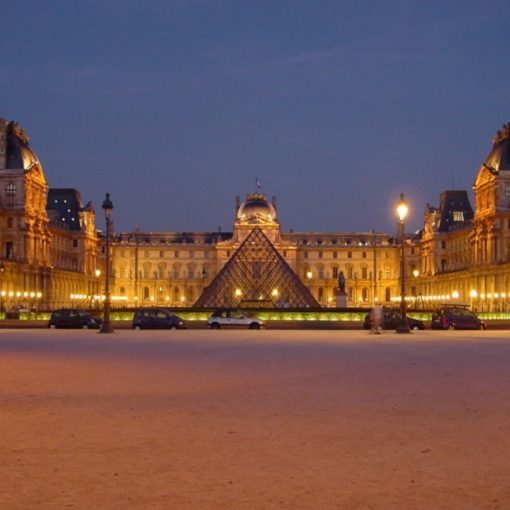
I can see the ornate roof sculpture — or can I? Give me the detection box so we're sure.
[194,227,319,308]
[484,122,510,173]
[2,120,41,171]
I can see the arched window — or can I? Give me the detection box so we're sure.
[143,287,150,301]
[385,287,391,302]
[362,287,368,301]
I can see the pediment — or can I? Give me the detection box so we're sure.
[473,165,496,190]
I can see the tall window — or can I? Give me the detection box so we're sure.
[361,267,368,279]
[505,184,510,207]
[5,241,13,259]
[332,267,338,279]
[385,287,391,302]
[5,183,16,205]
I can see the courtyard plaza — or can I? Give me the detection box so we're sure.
[1,329,509,509]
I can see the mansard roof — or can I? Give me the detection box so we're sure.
[436,190,473,233]
[483,122,510,173]
[47,188,86,231]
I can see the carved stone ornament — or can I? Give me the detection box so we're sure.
[492,122,510,146]
[9,122,30,145]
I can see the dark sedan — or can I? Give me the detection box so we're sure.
[363,309,425,331]
[48,309,102,329]
[132,308,186,330]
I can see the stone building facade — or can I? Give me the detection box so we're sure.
[410,123,510,312]
[2,115,510,312]
[111,193,401,308]
[0,118,99,310]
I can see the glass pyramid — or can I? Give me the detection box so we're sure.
[194,227,319,308]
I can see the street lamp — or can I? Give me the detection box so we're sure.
[396,193,411,333]
[95,268,101,308]
[201,268,207,293]
[0,263,4,312]
[100,193,114,334]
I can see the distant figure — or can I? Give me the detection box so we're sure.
[338,271,346,294]
[369,305,383,334]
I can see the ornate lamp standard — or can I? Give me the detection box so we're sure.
[100,193,114,334]
[396,193,411,334]
[0,263,4,312]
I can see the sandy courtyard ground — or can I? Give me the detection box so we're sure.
[1,329,510,509]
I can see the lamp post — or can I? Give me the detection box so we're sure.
[396,193,411,333]
[94,269,101,308]
[201,268,207,293]
[100,193,114,333]
[0,263,4,312]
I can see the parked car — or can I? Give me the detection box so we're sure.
[132,308,186,330]
[207,309,265,329]
[48,309,102,329]
[363,308,425,331]
[431,305,485,330]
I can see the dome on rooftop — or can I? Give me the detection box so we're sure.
[484,123,510,173]
[4,121,40,170]
[237,193,276,223]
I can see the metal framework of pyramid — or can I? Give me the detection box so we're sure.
[194,227,319,308]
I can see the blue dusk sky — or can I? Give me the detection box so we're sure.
[1,0,509,234]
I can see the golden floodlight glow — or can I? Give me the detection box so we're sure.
[396,193,409,222]
[306,271,313,279]
[234,288,242,297]
[494,292,499,298]
[95,269,101,278]
[452,290,460,299]
[470,289,478,298]
[412,269,419,278]
[502,292,507,298]
[271,288,279,297]
[481,293,486,299]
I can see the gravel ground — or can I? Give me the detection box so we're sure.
[1,329,509,509]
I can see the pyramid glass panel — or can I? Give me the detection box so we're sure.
[194,227,319,308]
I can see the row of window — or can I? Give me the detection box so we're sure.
[118,249,394,260]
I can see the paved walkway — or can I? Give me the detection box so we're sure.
[1,329,509,509]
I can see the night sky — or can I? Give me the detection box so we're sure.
[1,1,509,234]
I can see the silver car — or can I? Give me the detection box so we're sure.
[207,309,265,329]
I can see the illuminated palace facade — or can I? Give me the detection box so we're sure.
[2,116,510,311]
[112,196,401,308]
[409,123,510,312]
[0,118,99,310]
